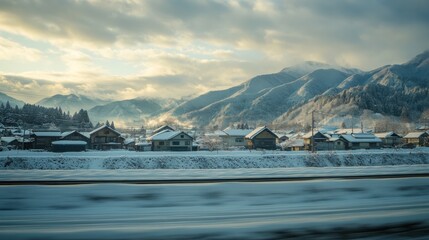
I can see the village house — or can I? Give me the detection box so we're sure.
[88,125,124,150]
[219,128,253,149]
[49,130,91,152]
[302,131,331,151]
[124,138,136,150]
[135,141,152,151]
[61,130,90,145]
[374,132,403,147]
[1,136,33,150]
[403,132,429,147]
[245,126,278,150]
[303,131,348,151]
[276,133,289,144]
[280,139,304,151]
[339,133,382,150]
[147,130,193,151]
[31,131,62,150]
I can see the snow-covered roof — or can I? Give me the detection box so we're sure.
[89,125,121,136]
[152,125,175,135]
[245,126,277,139]
[205,130,227,137]
[148,130,192,141]
[61,130,90,139]
[340,133,382,143]
[33,131,62,137]
[374,132,401,138]
[223,129,253,137]
[302,131,330,139]
[404,132,428,138]
[135,141,151,146]
[1,137,18,143]
[335,128,371,134]
[281,139,304,147]
[124,138,136,145]
[52,140,87,145]
[80,132,91,139]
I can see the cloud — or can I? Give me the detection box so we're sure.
[0,0,428,103]
[0,36,42,61]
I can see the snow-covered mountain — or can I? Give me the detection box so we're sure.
[166,51,429,129]
[274,50,429,128]
[169,62,359,127]
[0,92,26,108]
[36,94,107,114]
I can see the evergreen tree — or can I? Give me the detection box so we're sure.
[110,121,115,129]
[105,120,110,127]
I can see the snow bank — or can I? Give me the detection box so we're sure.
[1,148,428,170]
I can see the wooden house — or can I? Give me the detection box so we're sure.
[61,130,90,145]
[302,131,330,151]
[245,126,278,150]
[148,130,193,151]
[374,132,403,147]
[339,133,382,150]
[403,132,429,147]
[281,139,304,151]
[89,125,124,150]
[276,134,289,144]
[32,131,62,150]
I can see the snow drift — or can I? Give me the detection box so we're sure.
[1,149,428,170]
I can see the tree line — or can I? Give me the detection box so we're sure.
[0,101,93,130]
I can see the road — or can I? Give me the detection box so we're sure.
[1,175,429,239]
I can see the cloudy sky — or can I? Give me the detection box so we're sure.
[1,0,428,103]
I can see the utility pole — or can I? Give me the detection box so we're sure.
[22,127,26,150]
[311,110,315,153]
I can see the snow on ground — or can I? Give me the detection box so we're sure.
[1,177,429,239]
[0,148,428,170]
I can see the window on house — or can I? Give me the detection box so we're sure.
[180,135,184,138]
[159,141,164,145]
[172,141,180,145]
[235,138,243,142]
[185,141,190,145]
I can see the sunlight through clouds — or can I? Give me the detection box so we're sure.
[0,0,428,102]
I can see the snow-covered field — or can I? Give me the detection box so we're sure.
[1,148,429,170]
[1,177,429,239]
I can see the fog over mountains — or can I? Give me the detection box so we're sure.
[2,50,429,129]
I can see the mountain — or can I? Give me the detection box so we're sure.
[169,61,358,127]
[0,92,26,108]
[165,51,429,129]
[88,98,181,126]
[273,50,429,128]
[36,94,107,114]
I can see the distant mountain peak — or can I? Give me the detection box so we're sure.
[405,50,429,68]
[281,61,361,78]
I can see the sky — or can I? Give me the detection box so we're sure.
[0,0,428,103]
